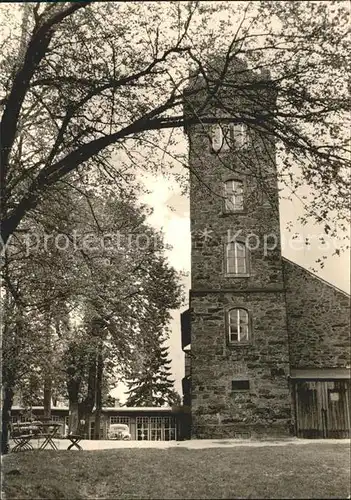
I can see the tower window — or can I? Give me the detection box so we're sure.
[228,308,249,343]
[232,123,247,148]
[211,124,230,153]
[232,379,250,391]
[211,123,248,153]
[225,240,248,275]
[224,180,244,212]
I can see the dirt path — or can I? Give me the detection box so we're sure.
[49,437,350,451]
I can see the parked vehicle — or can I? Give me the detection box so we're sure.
[108,423,131,440]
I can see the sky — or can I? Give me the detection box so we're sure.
[111,168,350,404]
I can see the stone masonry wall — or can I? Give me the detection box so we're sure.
[187,59,292,438]
[283,258,350,369]
[190,291,292,438]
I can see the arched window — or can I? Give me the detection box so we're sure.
[225,240,248,275]
[228,308,249,343]
[224,180,244,212]
[211,124,230,153]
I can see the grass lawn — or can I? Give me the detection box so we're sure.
[2,442,350,499]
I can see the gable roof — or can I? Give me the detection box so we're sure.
[282,257,350,297]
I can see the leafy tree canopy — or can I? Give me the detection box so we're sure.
[0,1,349,251]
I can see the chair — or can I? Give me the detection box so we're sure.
[10,422,33,452]
[65,421,84,450]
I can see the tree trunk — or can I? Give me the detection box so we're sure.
[68,401,79,434]
[43,312,52,419]
[1,289,21,454]
[67,371,80,434]
[93,348,103,440]
[79,353,97,439]
[43,375,52,420]
[1,386,14,454]
[66,349,97,436]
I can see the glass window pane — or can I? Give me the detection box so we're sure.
[236,242,245,256]
[239,327,249,342]
[229,309,238,343]
[222,125,231,151]
[225,197,235,211]
[237,257,246,274]
[226,243,235,273]
[227,250,234,261]
[211,124,223,152]
[233,181,243,195]
[225,181,244,212]
[226,242,248,274]
[212,124,231,152]
[233,123,246,147]
[230,323,238,333]
[239,309,249,342]
[229,309,249,343]
[228,257,236,267]
[235,195,244,210]
[229,310,237,321]
[239,310,248,324]
[230,332,238,342]
[110,416,130,425]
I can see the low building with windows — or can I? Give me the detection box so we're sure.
[10,406,182,441]
[181,57,350,440]
[95,407,179,441]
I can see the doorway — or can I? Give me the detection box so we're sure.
[294,379,350,438]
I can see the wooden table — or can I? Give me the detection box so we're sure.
[11,421,61,452]
[37,422,61,450]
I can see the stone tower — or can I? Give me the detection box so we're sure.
[183,58,292,438]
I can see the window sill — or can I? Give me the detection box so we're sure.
[231,390,251,395]
[224,273,250,278]
[227,342,251,347]
[210,147,250,155]
[210,149,231,155]
[220,211,247,217]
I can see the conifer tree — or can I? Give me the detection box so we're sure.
[125,333,180,407]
